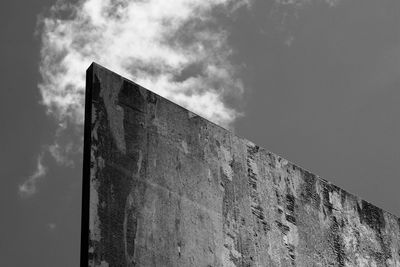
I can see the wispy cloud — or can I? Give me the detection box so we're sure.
[19,154,47,198]
[47,121,81,167]
[38,0,252,129]
[35,0,340,172]
[34,0,254,175]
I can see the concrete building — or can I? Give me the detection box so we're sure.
[81,63,400,266]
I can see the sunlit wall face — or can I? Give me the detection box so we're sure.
[83,63,400,267]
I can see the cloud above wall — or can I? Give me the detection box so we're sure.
[36,0,341,148]
[38,0,253,129]
[20,0,342,197]
[19,0,252,197]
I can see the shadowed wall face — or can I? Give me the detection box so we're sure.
[82,63,400,266]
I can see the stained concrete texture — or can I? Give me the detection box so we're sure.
[81,63,400,267]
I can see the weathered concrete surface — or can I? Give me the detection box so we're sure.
[81,63,400,267]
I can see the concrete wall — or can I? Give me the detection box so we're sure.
[81,63,400,266]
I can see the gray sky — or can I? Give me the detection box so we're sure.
[1,0,399,266]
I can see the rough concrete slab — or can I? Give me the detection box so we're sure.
[81,63,400,267]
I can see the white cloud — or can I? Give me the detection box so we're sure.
[48,142,75,167]
[38,0,251,129]
[37,0,341,170]
[46,121,81,167]
[18,154,47,198]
